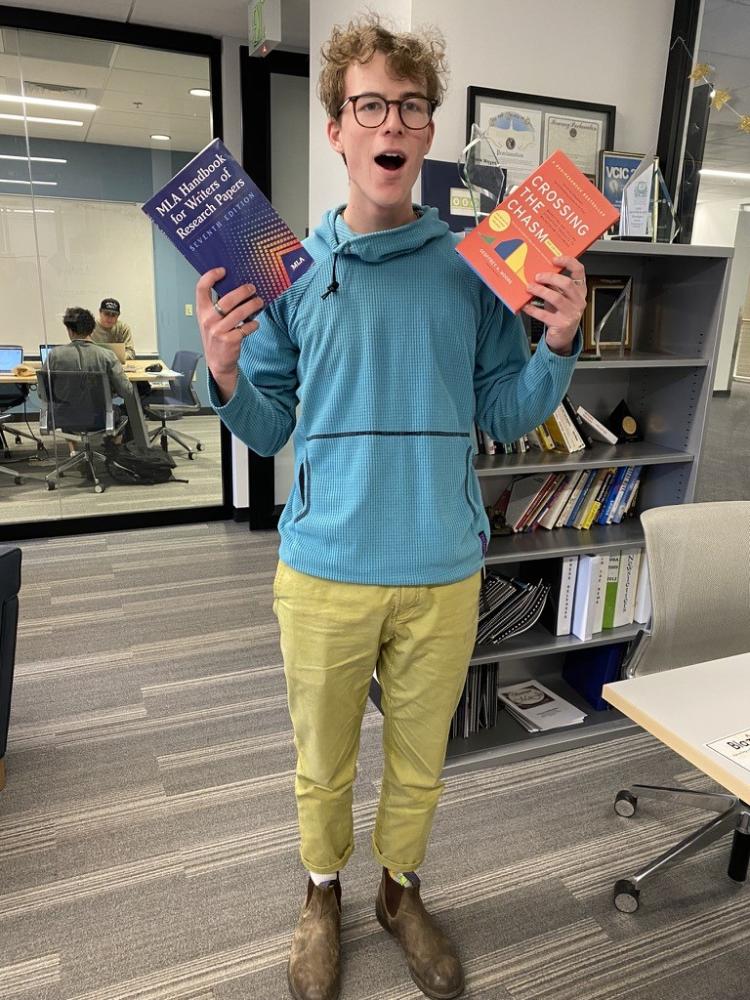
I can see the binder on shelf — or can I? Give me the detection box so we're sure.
[602,551,621,629]
[633,555,652,625]
[590,555,609,635]
[562,644,628,711]
[571,554,603,641]
[613,548,642,628]
[520,556,578,636]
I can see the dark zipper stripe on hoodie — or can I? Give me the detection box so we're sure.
[306,430,471,441]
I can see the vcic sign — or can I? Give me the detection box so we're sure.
[249,0,282,58]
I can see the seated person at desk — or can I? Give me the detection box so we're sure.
[92,298,136,361]
[44,307,134,453]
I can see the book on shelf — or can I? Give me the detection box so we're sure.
[456,149,619,313]
[141,138,314,303]
[505,474,552,531]
[498,680,587,732]
[562,394,593,448]
[566,469,597,527]
[538,471,580,529]
[576,405,619,445]
[545,404,586,453]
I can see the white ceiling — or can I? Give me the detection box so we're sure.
[696,0,750,205]
[0,0,310,49]
[0,0,310,152]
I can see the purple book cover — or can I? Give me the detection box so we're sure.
[142,138,314,302]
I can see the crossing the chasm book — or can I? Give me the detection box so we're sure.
[457,149,619,314]
[142,138,314,302]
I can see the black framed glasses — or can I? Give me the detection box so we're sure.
[338,93,436,130]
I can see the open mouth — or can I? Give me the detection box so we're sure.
[374,152,406,171]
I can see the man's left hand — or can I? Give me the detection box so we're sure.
[523,255,587,356]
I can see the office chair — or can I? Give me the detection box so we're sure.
[144,351,204,459]
[37,370,126,494]
[0,345,44,455]
[0,545,22,793]
[612,501,750,912]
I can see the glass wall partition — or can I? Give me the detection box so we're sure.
[0,17,227,534]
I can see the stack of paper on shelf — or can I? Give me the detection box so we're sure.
[497,680,587,732]
[476,573,550,645]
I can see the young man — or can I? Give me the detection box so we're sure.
[92,298,136,361]
[196,17,585,1000]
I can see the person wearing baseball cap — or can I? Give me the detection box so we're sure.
[92,297,136,360]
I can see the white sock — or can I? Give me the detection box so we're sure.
[309,871,337,886]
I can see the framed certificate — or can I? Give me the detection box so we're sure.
[467,88,615,187]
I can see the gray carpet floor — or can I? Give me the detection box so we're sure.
[1,521,749,1000]
[0,415,223,525]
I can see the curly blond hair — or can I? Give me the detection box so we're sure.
[318,13,448,120]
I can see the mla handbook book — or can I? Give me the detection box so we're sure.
[142,138,314,303]
[456,149,619,313]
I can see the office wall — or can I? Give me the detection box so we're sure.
[308,0,675,227]
[0,135,213,400]
[0,194,156,354]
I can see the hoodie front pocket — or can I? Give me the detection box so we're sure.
[464,445,481,518]
[293,457,311,523]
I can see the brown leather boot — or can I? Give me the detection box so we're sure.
[287,876,341,1000]
[375,868,464,999]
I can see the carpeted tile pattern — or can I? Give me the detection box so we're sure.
[0,522,748,1000]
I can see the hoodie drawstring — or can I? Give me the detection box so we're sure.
[321,252,339,299]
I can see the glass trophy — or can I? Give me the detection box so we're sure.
[620,155,680,243]
[458,123,507,226]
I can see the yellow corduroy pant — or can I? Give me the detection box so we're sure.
[272,560,481,874]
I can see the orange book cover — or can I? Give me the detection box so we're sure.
[456,149,620,314]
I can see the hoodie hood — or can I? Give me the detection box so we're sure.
[314,205,450,263]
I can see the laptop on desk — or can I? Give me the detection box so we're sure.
[39,344,62,364]
[0,347,24,373]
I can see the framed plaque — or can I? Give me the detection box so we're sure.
[467,88,615,186]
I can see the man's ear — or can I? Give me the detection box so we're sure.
[327,117,343,155]
[424,119,435,157]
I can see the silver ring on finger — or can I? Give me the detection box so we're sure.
[213,300,227,318]
[573,278,586,287]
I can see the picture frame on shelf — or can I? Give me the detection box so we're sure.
[597,151,645,212]
[583,276,633,354]
[466,87,615,190]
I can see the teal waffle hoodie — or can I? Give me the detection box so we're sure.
[210,206,580,585]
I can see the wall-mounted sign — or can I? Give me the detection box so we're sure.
[249,0,281,58]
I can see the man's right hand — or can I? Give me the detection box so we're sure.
[195,268,264,404]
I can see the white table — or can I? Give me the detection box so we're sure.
[604,652,750,802]
[602,652,750,911]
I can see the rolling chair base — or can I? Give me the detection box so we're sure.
[148,424,203,460]
[613,784,750,912]
[0,464,24,486]
[45,447,106,494]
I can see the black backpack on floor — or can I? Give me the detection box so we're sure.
[103,441,185,485]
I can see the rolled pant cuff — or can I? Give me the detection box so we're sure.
[372,834,423,873]
[300,842,354,874]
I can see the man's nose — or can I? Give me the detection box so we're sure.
[382,103,403,131]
